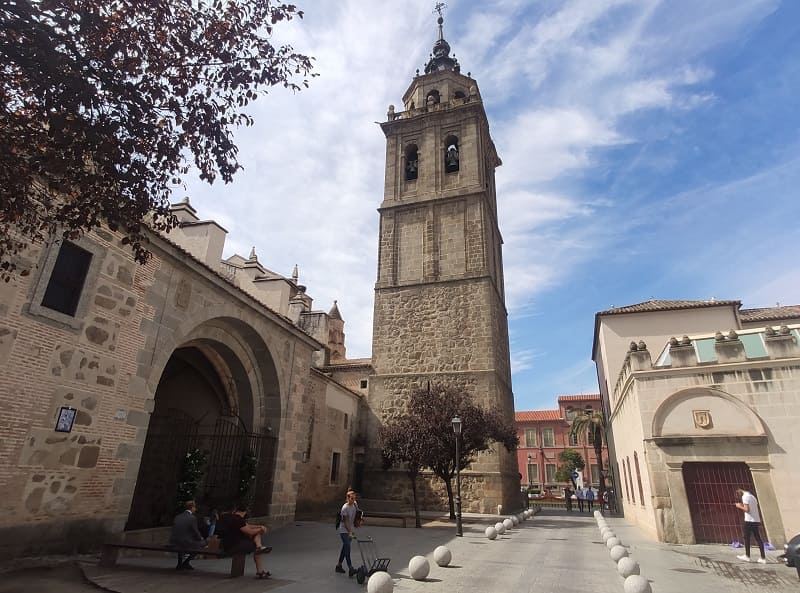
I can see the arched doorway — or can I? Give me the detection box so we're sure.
[126,318,280,529]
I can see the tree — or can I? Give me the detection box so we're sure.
[379,416,430,528]
[570,409,608,504]
[388,384,518,520]
[0,0,315,280]
[555,448,585,489]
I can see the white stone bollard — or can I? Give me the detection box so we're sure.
[409,556,430,581]
[367,570,393,593]
[602,531,615,542]
[597,518,607,527]
[594,510,602,518]
[610,545,628,562]
[623,574,652,593]
[510,515,519,526]
[617,557,640,578]
[495,522,506,535]
[485,525,498,540]
[434,545,452,566]
[503,518,514,530]
[606,537,621,549]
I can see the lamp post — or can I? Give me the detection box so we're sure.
[451,416,463,537]
[527,453,533,509]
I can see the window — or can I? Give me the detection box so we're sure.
[626,456,635,504]
[634,451,645,505]
[591,464,599,485]
[524,428,537,447]
[617,462,625,500]
[426,89,440,105]
[587,430,594,445]
[565,407,576,421]
[526,463,538,484]
[41,241,92,316]
[330,451,341,484]
[444,134,459,173]
[542,427,555,447]
[568,432,579,446]
[359,379,368,389]
[404,144,419,181]
[344,414,349,430]
[453,90,466,100]
[545,464,557,483]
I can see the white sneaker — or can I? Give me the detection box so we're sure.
[736,554,751,562]
[757,558,767,564]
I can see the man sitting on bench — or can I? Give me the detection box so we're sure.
[169,500,207,570]
[217,503,272,579]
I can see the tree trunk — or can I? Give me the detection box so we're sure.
[409,471,421,528]
[444,476,455,519]
[595,439,606,511]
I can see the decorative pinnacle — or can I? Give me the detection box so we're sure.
[434,2,447,39]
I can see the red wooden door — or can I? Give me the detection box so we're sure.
[682,462,755,544]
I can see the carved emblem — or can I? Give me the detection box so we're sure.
[693,410,712,429]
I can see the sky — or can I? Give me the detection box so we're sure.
[183,0,800,412]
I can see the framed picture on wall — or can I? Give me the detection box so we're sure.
[55,406,77,433]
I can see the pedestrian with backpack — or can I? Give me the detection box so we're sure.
[335,490,359,576]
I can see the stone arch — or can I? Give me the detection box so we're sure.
[651,387,766,438]
[128,313,283,529]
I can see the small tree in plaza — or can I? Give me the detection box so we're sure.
[555,448,585,489]
[379,415,430,528]
[382,384,518,520]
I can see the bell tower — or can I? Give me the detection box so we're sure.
[367,10,518,513]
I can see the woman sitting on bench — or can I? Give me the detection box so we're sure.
[217,503,272,579]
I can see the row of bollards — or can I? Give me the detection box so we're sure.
[367,508,541,592]
[594,510,653,593]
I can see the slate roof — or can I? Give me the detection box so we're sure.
[740,305,800,322]
[515,410,562,422]
[597,299,739,316]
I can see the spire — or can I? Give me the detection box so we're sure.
[329,300,342,320]
[291,264,299,284]
[425,3,460,74]
[248,246,257,261]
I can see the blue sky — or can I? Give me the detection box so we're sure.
[184,0,800,411]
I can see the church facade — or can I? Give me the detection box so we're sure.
[0,15,518,556]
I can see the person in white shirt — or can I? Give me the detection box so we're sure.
[735,487,767,563]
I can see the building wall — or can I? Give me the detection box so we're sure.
[600,311,800,545]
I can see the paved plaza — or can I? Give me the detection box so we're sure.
[0,510,796,593]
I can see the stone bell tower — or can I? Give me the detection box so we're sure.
[366,12,519,513]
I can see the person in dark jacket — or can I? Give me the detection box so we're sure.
[169,500,207,570]
[217,503,272,579]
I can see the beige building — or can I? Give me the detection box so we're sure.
[364,17,518,512]
[0,197,368,556]
[593,299,800,546]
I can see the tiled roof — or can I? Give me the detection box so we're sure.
[597,299,739,316]
[557,394,600,402]
[515,410,562,422]
[740,305,800,322]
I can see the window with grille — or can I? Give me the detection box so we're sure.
[330,451,341,484]
[542,428,555,447]
[525,428,537,447]
[568,432,579,446]
[545,464,557,483]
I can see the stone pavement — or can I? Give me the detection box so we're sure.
[1,509,798,593]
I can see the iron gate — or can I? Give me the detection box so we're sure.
[126,411,276,530]
[683,462,755,544]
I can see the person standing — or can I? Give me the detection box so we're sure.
[169,500,206,570]
[336,490,359,576]
[576,486,585,512]
[563,487,573,512]
[735,487,767,563]
[586,486,595,512]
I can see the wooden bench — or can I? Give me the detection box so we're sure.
[363,511,408,528]
[100,542,250,577]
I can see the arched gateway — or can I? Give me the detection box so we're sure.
[127,316,281,529]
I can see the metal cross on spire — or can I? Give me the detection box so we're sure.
[434,2,447,40]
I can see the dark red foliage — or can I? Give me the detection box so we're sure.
[0,0,315,279]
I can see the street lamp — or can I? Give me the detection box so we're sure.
[527,453,533,509]
[451,416,463,537]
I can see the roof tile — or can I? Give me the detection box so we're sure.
[598,299,739,316]
[740,305,800,322]
[515,410,562,422]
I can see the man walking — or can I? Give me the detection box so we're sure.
[575,486,584,512]
[586,486,595,512]
[735,487,767,564]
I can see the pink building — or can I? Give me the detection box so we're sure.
[515,394,608,494]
